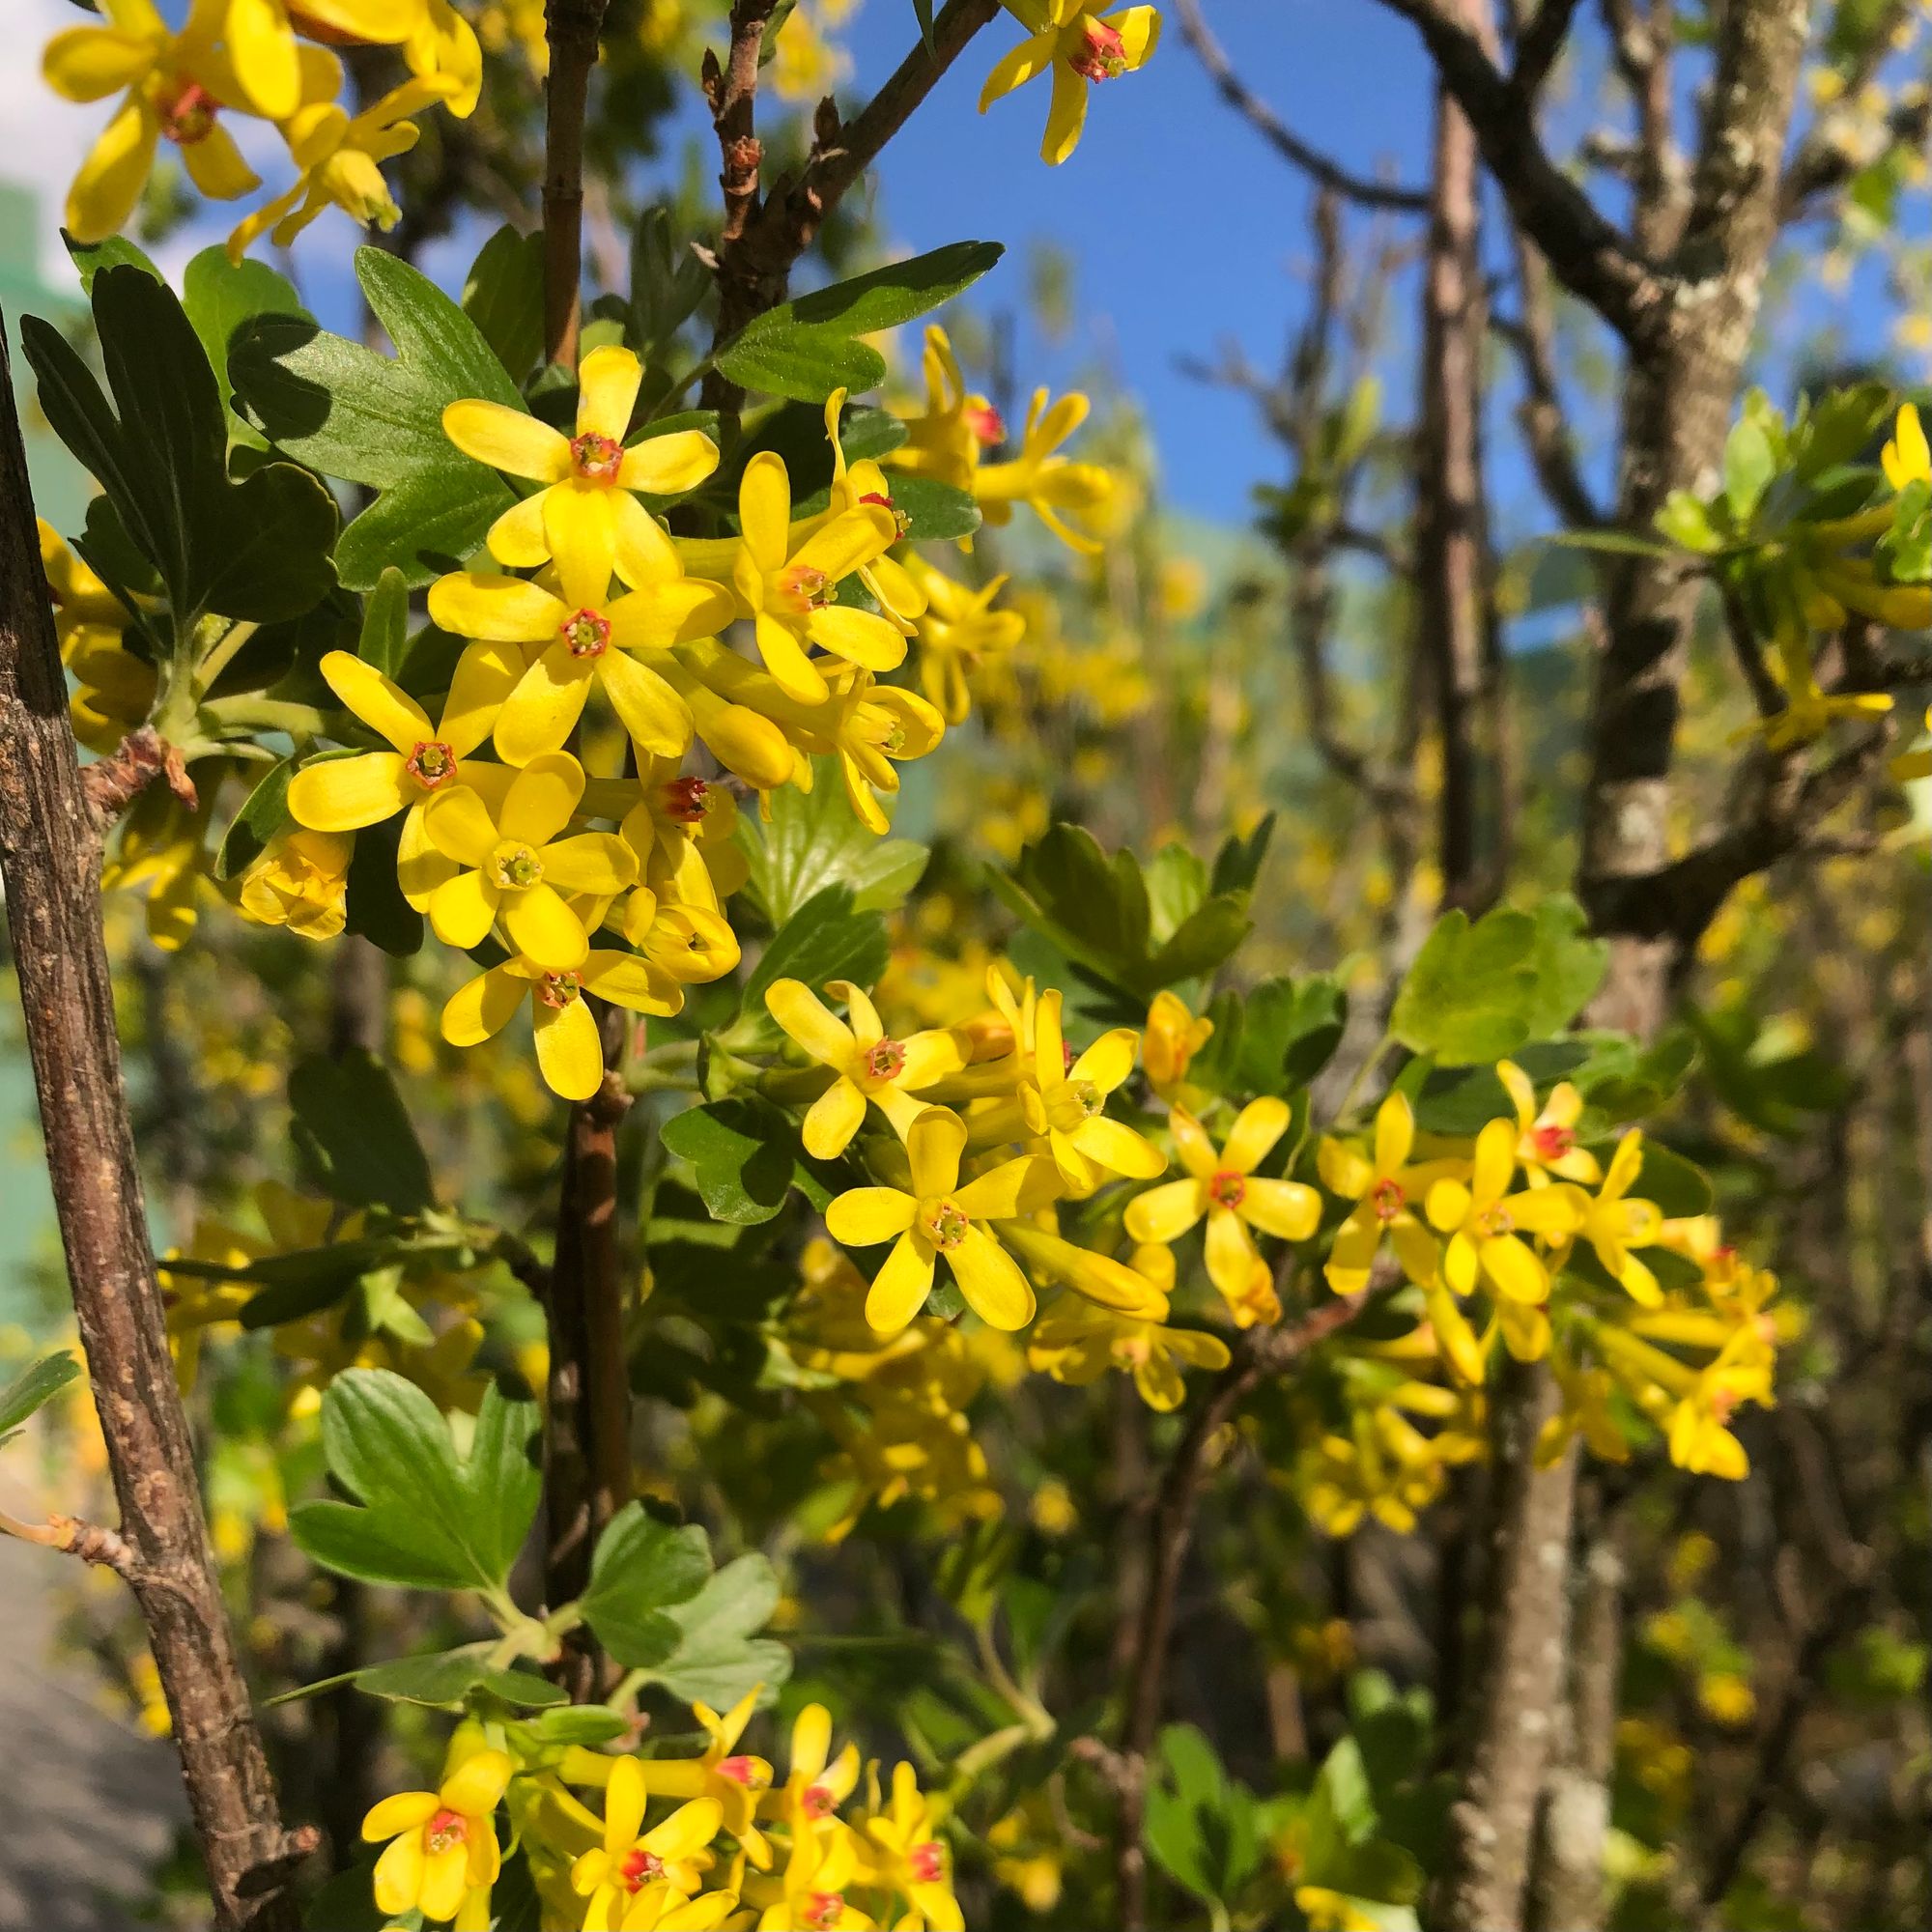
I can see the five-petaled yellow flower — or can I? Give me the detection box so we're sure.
[1028,1295,1231,1410]
[570,1763,721,1932]
[1497,1060,1601,1185]
[1317,1092,1450,1294]
[765,976,962,1156]
[905,553,1026,724]
[1425,1118,1580,1304]
[1124,1098,1321,1305]
[1014,988,1164,1190]
[972,384,1118,552]
[826,1107,1046,1332]
[420,750,636,970]
[980,0,1161,167]
[444,344,721,573]
[855,1761,965,1932]
[1561,1130,1664,1306]
[238,826,352,939]
[361,1741,511,1927]
[891,324,1007,495]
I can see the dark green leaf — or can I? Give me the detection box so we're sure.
[214,755,295,881]
[63,229,160,291]
[889,473,980,541]
[733,756,928,926]
[714,328,887,405]
[661,1096,835,1225]
[1209,812,1275,895]
[356,566,411,678]
[778,242,1004,335]
[462,224,545,386]
[344,814,426,958]
[739,885,891,1021]
[289,1049,435,1212]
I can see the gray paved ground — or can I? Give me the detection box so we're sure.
[0,1497,185,1930]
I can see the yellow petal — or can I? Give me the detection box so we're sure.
[1223,1095,1291,1174]
[643,1795,724,1859]
[1169,1106,1219,1179]
[979,27,1057,107]
[1123,1177,1206,1244]
[1471,1118,1517,1205]
[544,483,617,612]
[423,785,502,867]
[618,428,721,497]
[534,993,605,1099]
[1374,1092,1416,1176]
[577,344,643,442]
[753,611,830,703]
[427,569,564,644]
[540,832,638,897]
[495,643,595,766]
[1041,58,1089,166]
[440,641,526,757]
[322,648,434,751]
[1070,1114,1166,1179]
[1482,1234,1548,1303]
[362,1791,440,1842]
[372,1831,426,1915]
[226,0,301,118]
[603,1756,647,1853]
[791,505,895,583]
[181,123,259,202]
[612,492,682,587]
[1204,1204,1259,1300]
[1239,1177,1321,1240]
[952,1152,1048,1220]
[906,1106,967,1199]
[864,1232,935,1332]
[485,487,551,569]
[429,867,499,949]
[1318,1136,1374,1201]
[440,1748,514,1816]
[287,751,411,831]
[66,95,157,245]
[738,452,793,570]
[1107,4,1162,70]
[598,646,693,760]
[442,964,526,1046]
[418,1840,471,1923]
[502,881,590,971]
[443,399,571,483]
[804,1077,869,1158]
[43,27,155,103]
[764,979,855,1065]
[500,749,584,845]
[579,951,680,1016]
[949,1225,1036,1329]
[1070,1027,1137,1094]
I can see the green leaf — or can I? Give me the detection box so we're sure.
[660,1096,834,1226]
[64,229,160,292]
[289,1050,435,1212]
[0,1351,80,1444]
[1143,844,1208,945]
[214,755,295,882]
[1516,895,1609,1042]
[1210,812,1275,895]
[737,885,891,1026]
[1554,526,1683,558]
[356,566,411,678]
[1196,974,1349,1098]
[734,756,928,925]
[230,247,520,587]
[1145,1723,1261,1906]
[270,1647,566,1711]
[579,1504,713,1668]
[1722,418,1776,524]
[462,224,546,386]
[1390,906,1542,1065]
[1654,492,1725,554]
[182,245,307,448]
[888,473,980,541]
[777,242,1004,336]
[22,267,338,625]
[714,329,887,405]
[1627,1139,1713,1217]
[290,1373,540,1593]
[344,811,426,957]
[638,1553,791,1712]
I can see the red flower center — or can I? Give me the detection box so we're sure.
[1371,1177,1406,1224]
[561,607,611,657]
[159,78,217,146]
[1208,1170,1247,1209]
[1070,17,1129,80]
[964,403,1006,446]
[910,1841,945,1884]
[778,563,832,612]
[1530,1123,1574,1159]
[718,1753,768,1788]
[406,738,457,789]
[424,1808,467,1855]
[806,1895,846,1930]
[539,971,581,1009]
[865,1037,908,1082]
[859,489,912,539]
[619,1847,664,1891]
[802,1781,835,1818]
[662,775,713,824]
[570,430,625,481]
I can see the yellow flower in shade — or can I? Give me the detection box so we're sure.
[442,948,677,1101]
[567,1690,775,1869]
[1667,1346,1771,1479]
[762,1703,862,1831]
[723,452,907,703]
[903,553,1024,724]
[979,0,1161,166]
[1882,402,1930,491]
[1027,1295,1231,1410]
[429,497,733,768]
[1142,988,1213,1105]
[224,0,483,122]
[444,345,720,573]
[102,776,223,950]
[569,1765,722,1931]
[763,977,962,1156]
[1123,1098,1321,1305]
[225,50,460,259]
[287,646,519,905]
[1563,1131,1665,1307]
[610,763,750,898]
[1316,1093,1451,1294]
[1424,1118,1582,1304]
[854,1761,963,1931]
[1496,1060,1602,1185]
[44,0,259,245]
[825,1107,1046,1332]
[41,520,156,753]
[419,751,636,970]
[972,384,1118,553]
[889,325,1006,495]
[616,881,742,991]
[238,825,352,938]
[1745,674,1893,753]
[755,1819,867,1930]
[361,1741,512,1926]
[1014,988,1164,1190]
[1535,1357,1629,1469]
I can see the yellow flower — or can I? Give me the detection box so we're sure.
[764,977,962,1156]
[1744,673,1893,753]
[445,345,720,573]
[1009,988,1164,1190]
[889,325,1006,496]
[419,751,636,971]
[237,825,352,939]
[609,762,750,898]
[287,646,520,905]
[761,1702,861,1831]
[1496,1059,1602,1185]
[428,497,732,768]
[225,0,482,122]
[996,1219,1173,1319]
[1027,1296,1230,1409]
[1424,1118,1581,1304]
[904,554,1024,725]
[1698,1671,1757,1727]
[1142,989,1213,1105]
[616,880,742,990]
[980,0,1161,165]
[753,1816,867,1929]
[226,49,460,258]
[855,1761,963,1932]
[442,949,676,1102]
[569,1765,722,1931]
[1883,401,1930,491]
[825,1107,1046,1332]
[1123,1098,1321,1307]
[1666,1341,1772,1479]
[1316,1093,1451,1294]
[972,384,1117,553]
[102,775,223,950]
[723,452,906,703]
[44,0,259,245]
[361,1741,512,1926]
[41,519,156,753]
[567,1690,775,1869]
[816,387,927,632]
[1563,1131,1665,1306]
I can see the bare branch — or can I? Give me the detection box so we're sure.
[1513,0,1583,96]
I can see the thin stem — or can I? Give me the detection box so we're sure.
[542,0,612,367]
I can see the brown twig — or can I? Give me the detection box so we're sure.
[78,723,195,840]
[1173,0,1432,212]
[0,316,307,1929]
[1114,1290,1372,1927]
[542,0,612,366]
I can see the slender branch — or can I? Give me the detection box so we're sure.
[542,0,612,365]
[1512,0,1582,95]
[1114,1289,1372,1928]
[1493,242,1604,528]
[0,316,307,1929]
[1173,0,1432,212]
[78,722,197,839]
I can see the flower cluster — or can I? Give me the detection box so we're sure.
[43,0,481,259]
[361,1699,965,1930]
